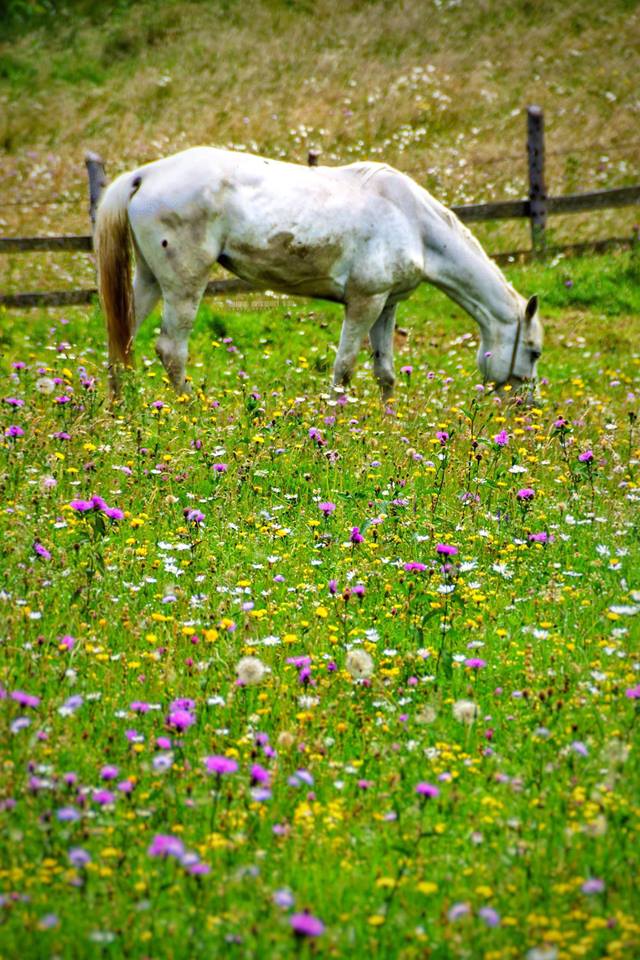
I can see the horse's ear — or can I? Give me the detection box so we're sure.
[525,295,538,321]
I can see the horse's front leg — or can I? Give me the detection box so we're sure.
[156,286,207,394]
[369,302,397,401]
[333,293,388,393]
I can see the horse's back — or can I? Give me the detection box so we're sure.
[126,147,426,301]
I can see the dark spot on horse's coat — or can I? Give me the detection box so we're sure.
[162,239,168,248]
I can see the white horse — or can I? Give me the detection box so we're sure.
[95,146,543,398]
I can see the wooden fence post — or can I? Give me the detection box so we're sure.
[527,105,547,256]
[307,149,321,167]
[84,151,107,236]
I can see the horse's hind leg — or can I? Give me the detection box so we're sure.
[369,302,397,400]
[334,292,388,393]
[156,282,208,394]
[132,248,161,336]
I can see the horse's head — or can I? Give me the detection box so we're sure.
[478,295,543,400]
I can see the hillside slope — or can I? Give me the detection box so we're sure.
[0,0,638,289]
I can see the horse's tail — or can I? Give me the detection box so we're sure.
[94,171,138,391]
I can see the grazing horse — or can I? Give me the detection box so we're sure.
[95,147,543,398]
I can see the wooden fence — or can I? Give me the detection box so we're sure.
[1,106,638,309]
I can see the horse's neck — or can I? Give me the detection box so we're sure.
[421,202,522,330]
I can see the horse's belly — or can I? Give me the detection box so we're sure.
[218,232,348,300]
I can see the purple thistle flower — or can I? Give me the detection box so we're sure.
[478,906,501,927]
[319,501,336,516]
[625,684,640,699]
[130,701,151,713]
[464,658,486,669]
[436,430,449,445]
[69,499,94,513]
[493,429,509,446]
[34,542,52,560]
[578,450,594,463]
[204,755,238,776]
[250,764,270,785]
[10,690,40,709]
[287,656,312,668]
[103,506,124,520]
[68,847,91,867]
[100,765,119,781]
[448,902,470,922]
[5,425,24,438]
[516,488,535,501]
[416,782,440,798]
[290,912,325,937]
[167,709,195,731]
[350,526,364,544]
[288,769,314,787]
[436,543,458,556]
[171,697,196,711]
[582,878,605,894]
[404,562,427,572]
[92,789,115,806]
[212,463,227,473]
[148,834,185,858]
[529,531,553,544]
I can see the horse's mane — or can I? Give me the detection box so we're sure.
[424,189,522,305]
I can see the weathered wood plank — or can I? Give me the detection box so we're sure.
[205,278,258,296]
[0,289,96,307]
[0,235,93,252]
[0,278,260,309]
[492,234,637,265]
[547,184,640,214]
[453,200,529,221]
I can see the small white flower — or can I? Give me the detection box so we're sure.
[416,705,437,724]
[236,656,268,685]
[452,699,478,725]
[36,377,55,394]
[345,649,374,680]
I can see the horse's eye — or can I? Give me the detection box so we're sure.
[530,348,541,361]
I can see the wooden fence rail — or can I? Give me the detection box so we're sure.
[1,106,639,309]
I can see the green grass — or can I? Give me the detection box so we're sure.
[1,0,640,953]
[0,251,639,958]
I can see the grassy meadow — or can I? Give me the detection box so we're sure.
[1,250,640,958]
[1,0,640,957]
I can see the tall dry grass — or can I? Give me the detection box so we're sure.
[0,0,638,289]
